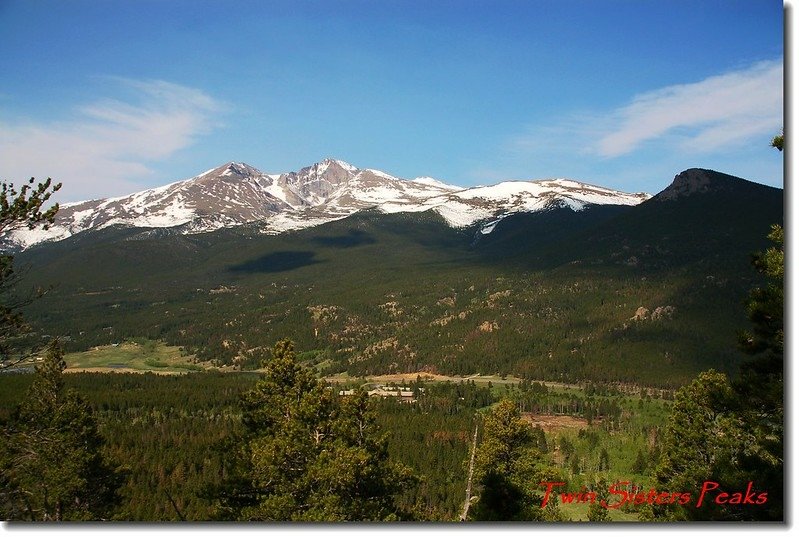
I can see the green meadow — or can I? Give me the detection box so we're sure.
[63,339,206,374]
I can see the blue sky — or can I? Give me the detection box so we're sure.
[0,0,784,202]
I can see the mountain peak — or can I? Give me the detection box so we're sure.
[196,161,263,182]
[654,168,771,201]
[658,168,720,200]
[293,158,359,179]
[320,158,358,172]
[219,162,260,177]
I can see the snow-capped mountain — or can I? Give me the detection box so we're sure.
[5,159,650,249]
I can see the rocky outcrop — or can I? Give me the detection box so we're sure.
[654,168,765,201]
[631,305,676,321]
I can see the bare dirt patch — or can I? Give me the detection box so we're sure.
[520,413,589,433]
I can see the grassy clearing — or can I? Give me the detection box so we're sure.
[64,339,208,374]
[558,500,640,522]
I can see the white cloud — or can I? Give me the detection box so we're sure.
[508,60,782,161]
[495,60,783,192]
[0,79,225,202]
[594,60,782,157]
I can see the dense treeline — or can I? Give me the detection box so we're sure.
[371,380,493,518]
[1,370,255,520]
[0,370,497,520]
[0,367,676,521]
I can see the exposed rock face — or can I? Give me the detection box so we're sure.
[478,320,499,332]
[631,305,675,321]
[277,159,358,205]
[651,305,676,320]
[4,158,651,250]
[656,168,716,200]
[654,167,769,201]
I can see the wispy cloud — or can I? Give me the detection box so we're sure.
[594,60,782,157]
[497,60,783,191]
[0,79,226,201]
[507,60,782,160]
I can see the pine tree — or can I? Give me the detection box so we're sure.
[469,399,559,521]
[631,449,648,475]
[771,132,783,151]
[0,341,122,520]
[218,339,415,521]
[654,367,781,519]
[739,224,784,358]
[587,478,610,522]
[1,177,61,370]
[598,448,610,472]
[0,177,61,235]
[732,223,784,520]
[652,370,740,520]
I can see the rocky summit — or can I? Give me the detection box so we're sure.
[5,158,650,249]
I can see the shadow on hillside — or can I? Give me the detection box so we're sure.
[228,250,321,273]
[311,228,377,248]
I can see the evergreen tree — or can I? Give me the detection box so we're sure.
[771,132,783,151]
[1,177,61,370]
[531,424,548,452]
[541,491,567,522]
[0,341,122,520]
[631,449,648,475]
[732,223,784,520]
[587,478,610,522]
[469,399,559,521]
[0,177,61,235]
[218,339,415,521]
[652,370,743,520]
[739,224,784,358]
[598,448,610,472]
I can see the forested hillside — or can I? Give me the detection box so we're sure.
[0,369,673,521]
[14,169,782,387]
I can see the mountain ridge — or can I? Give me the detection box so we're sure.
[4,158,650,249]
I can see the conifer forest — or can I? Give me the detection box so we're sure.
[0,151,785,522]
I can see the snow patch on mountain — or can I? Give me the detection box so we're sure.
[3,158,651,249]
[411,177,462,191]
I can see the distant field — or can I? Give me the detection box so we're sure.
[63,339,210,374]
[325,371,543,387]
[558,500,640,522]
